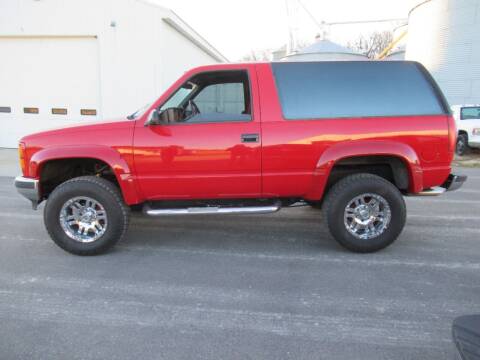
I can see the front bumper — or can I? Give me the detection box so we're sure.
[468,133,480,148]
[413,174,467,196]
[469,141,480,148]
[14,176,41,209]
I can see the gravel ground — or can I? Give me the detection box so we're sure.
[0,168,479,360]
[453,148,480,167]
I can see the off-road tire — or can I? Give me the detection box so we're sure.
[323,173,406,253]
[44,176,130,255]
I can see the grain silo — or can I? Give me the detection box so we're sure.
[405,0,480,105]
[282,37,367,62]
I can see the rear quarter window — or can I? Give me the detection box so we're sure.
[271,61,448,120]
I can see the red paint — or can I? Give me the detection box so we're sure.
[19,63,453,205]
[133,64,262,200]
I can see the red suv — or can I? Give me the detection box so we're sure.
[15,61,466,255]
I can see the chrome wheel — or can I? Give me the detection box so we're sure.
[59,196,108,243]
[343,193,391,240]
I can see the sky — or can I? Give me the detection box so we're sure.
[158,0,414,61]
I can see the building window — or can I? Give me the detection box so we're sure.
[24,107,39,114]
[81,109,97,116]
[52,108,68,115]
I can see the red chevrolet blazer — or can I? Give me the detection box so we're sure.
[15,61,466,255]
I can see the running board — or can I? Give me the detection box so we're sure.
[143,201,282,216]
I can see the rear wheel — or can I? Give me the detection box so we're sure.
[44,176,130,255]
[456,133,469,156]
[323,173,406,253]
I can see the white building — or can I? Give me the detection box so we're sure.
[406,0,480,105]
[0,0,227,148]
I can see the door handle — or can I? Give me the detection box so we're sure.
[241,133,260,143]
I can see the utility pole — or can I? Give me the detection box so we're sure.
[285,0,300,55]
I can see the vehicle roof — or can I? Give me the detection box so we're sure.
[188,60,422,73]
[193,60,417,67]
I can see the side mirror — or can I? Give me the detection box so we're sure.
[145,108,162,126]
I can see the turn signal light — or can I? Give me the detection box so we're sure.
[18,142,26,175]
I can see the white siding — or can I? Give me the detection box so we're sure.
[0,37,100,147]
[159,19,219,92]
[0,0,225,147]
[406,0,480,105]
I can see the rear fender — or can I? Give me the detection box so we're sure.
[306,140,423,200]
[30,145,140,205]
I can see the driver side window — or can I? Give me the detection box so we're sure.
[158,70,252,124]
[193,83,246,117]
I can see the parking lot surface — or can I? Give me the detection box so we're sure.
[1,168,480,359]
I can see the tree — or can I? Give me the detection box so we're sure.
[240,49,273,62]
[347,31,394,59]
[239,40,309,62]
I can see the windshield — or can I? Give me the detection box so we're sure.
[461,106,480,120]
[127,83,196,120]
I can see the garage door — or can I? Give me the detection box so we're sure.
[0,36,100,148]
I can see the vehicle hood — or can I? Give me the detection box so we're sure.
[20,118,135,149]
[20,118,135,147]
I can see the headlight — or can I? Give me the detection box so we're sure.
[473,128,480,136]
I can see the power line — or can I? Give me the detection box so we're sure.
[296,0,324,30]
[296,0,407,29]
[327,18,407,26]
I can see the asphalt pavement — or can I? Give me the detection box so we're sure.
[1,168,480,359]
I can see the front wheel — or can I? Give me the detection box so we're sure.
[44,176,130,255]
[323,173,406,253]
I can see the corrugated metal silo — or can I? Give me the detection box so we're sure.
[405,0,480,105]
[282,38,367,62]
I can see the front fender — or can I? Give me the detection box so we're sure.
[306,140,423,199]
[29,145,140,205]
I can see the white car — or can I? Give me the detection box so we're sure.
[451,104,480,155]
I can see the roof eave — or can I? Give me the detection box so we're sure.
[162,13,228,63]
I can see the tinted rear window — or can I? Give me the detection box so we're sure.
[272,61,447,120]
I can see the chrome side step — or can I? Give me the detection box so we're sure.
[143,200,282,216]
[410,186,446,196]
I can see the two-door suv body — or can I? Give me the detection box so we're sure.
[15,61,466,255]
